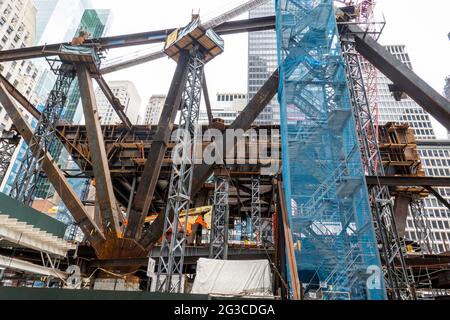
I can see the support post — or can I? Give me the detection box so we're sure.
[202,75,214,125]
[154,48,204,293]
[209,175,230,260]
[251,175,262,244]
[76,64,121,237]
[125,51,191,240]
[341,33,413,299]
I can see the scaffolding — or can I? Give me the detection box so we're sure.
[209,175,230,260]
[0,130,20,184]
[251,175,262,244]
[9,59,77,205]
[155,49,205,293]
[276,0,386,300]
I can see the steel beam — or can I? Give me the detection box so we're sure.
[0,83,105,248]
[0,17,276,63]
[192,69,280,195]
[347,24,450,131]
[94,75,132,129]
[425,186,450,212]
[76,64,122,237]
[100,50,166,75]
[366,176,450,187]
[0,255,68,279]
[0,74,41,119]
[214,16,276,35]
[138,69,279,250]
[124,51,190,239]
[202,76,213,125]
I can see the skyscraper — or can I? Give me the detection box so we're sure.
[144,95,166,125]
[376,45,436,140]
[63,9,112,123]
[373,45,450,253]
[95,81,142,125]
[32,0,95,105]
[0,0,40,130]
[248,0,279,125]
[199,93,248,125]
[33,0,93,45]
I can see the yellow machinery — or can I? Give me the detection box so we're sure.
[144,206,212,236]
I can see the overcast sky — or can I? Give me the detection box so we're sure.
[90,0,450,137]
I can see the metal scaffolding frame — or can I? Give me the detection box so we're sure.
[0,130,20,184]
[156,48,205,293]
[251,175,262,244]
[276,0,386,300]
[209,175,230,260]
[340,32,414,299]
[408,197,438,254]
[9,59,76,205]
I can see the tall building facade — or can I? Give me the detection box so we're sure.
[444,76,450,140]
[376,45,436,140]
[33,0,93,45]
[62,9,112,123]
[248,0,279,125]
[199,93,248,124]
[95,81,142,125]
[143,95,166,125]
[32,0,95,105]
[373,45,450,253]
[0,0,40,130]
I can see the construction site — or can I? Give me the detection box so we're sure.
[0,0,450,301]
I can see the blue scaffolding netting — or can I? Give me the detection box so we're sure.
[275,0,387,299]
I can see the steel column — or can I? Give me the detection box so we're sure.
[202,75,214,125]
[76,64,122,237]
[155,49,204,293]
[408,196,438,254]
[251,175,262,244]
[341,34,414,299]
[209,175,230,260]
[125,51,191,240]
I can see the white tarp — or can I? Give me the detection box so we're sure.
[191,258,273,296]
